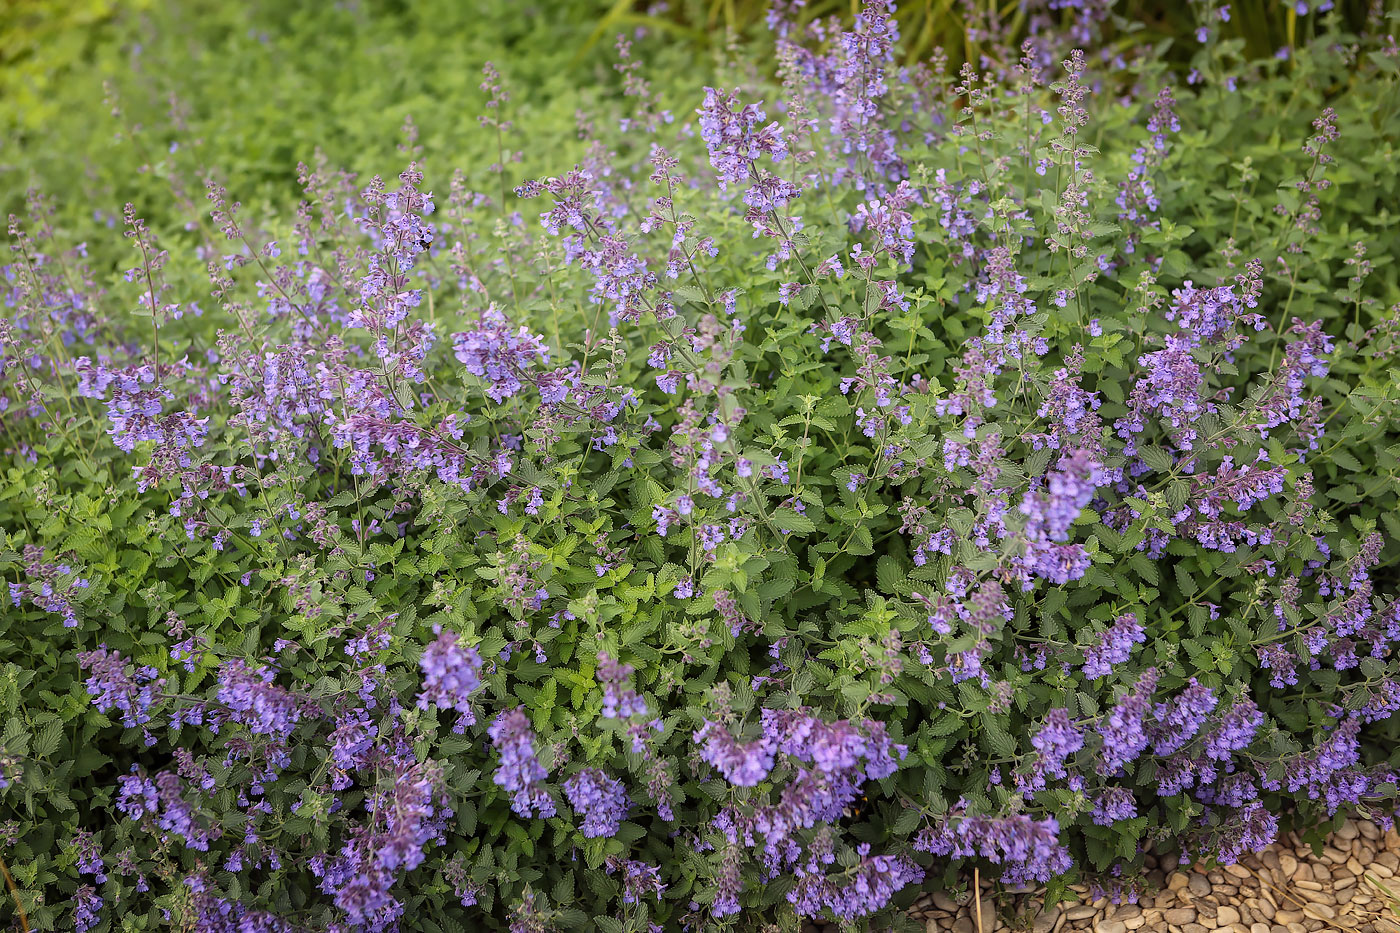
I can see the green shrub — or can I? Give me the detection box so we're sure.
[2,2,1400,932]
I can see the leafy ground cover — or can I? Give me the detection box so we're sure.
[3,1,1400,932]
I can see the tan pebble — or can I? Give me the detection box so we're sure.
[951,917,975,933]
[933,892,960,912]
[1123,919,1144,931]
[1215,884,1237,897]
[1217,907,1241,926]
[1225,864,1252,880]
[1250,899,1274,921]
[1301,904,1334,921]
[1067,907,1097,921]
[1165,909,1197,925]
[1274,911,1303,925]
[1334,873,1356,889]
[1347,855,1365,874]
[1379,850,1400,871]
[1279,854,1299,877]
[1334,886,1353,904]
[1181,925,1209,933]
[1371,862,1394,878]
[1096,922,1127,933]
[1169,874,1191,892]
[1262,851,1281,872]
[1250,926,1270,933]
[1269,927,1287,933]
[1260,888,1278,909]
[1312,864,1331,883]
[1291,863,1314,883]
[1188,875,1211,898]
[1207,871,1226,884]
[1117,905,1141,920]
[1285,925,1305,933]
[1032,906,1061,933]
[1360,821,1381,841]
[1294,880,1324,892]
[1323,846,1348,864]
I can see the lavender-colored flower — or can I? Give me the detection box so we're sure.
[216,660,312,738]
[915,810,1073,886]
[1202,698,1263,761]
[1031,709,1084,782]
[563,768,629,837]
[607,857,667,904]
[452,306,549,403]
[416,629,483,733]
[697,87,789,187]
[598,652,648,719]
[694,720,775,786]
[1091,787,1138,825]
[1014,450,1106,587]
[1151,679,1218,756]
[1082,613,1146,679]
[78,647,163,728]
[488,709,555,818]
[74,885,102,933]
[1097,669,1159,774]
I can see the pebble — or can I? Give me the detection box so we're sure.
[933,892,960,912]
[1164,909,1197,925]
[1096,922,1126,933]
[1217,906,1242,926]
[1189,875,1212,897]
[1301,904,1335,922]
[1067,906,1097,921]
